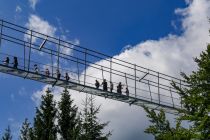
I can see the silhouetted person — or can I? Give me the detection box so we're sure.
[34,64,39,73]
[13,57,18,69]
[110,81,113,93]
[117,82,123,94]
[45,68,50,77]
[95,80,100,89]
[65,72,70,81]
[56,69,61,80]
[3,57,9,66]
[125,86,129,96]
[102,79,108,91]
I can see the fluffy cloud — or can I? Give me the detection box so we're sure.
[15,5,22,13]
[29,0,39,10]
[31,0,210,139]
[24,15,76,57]
[25,14,56,43]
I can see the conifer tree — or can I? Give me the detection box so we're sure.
[20,118,32,140]
[144,45,210,139]
[81,95,111,140]
[33,88,57,140]
[58,88,81,140]
[1,126,12,140]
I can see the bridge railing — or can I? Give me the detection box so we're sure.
[0,19,185,110]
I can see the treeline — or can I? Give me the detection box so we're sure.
[1,88,111,140]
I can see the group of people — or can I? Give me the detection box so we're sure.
[95,79,129,96]
[34,64,70,81]
[2,56,70,81]
[2,56,130,96]
[2,56,18,68]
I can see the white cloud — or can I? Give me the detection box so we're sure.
[15,5,22,13]
[31,0,210,139]
[18,87,27,96]
[25,14,56,43]
[29,0,39,10]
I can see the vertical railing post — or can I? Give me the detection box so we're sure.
[125,73,128,87]
[28,30,32,72]
[170,87,175,108]
[24,42,26,70]
[101,66,104,80]
[110,58,112,83]
[148,80,152,102]
[134,64,137,98]
[84,49,87,85]
[51,50,53,77]
[57,38,60,71]
[77,58,80,84]
[0,20,3,47]
[158,72,160,104]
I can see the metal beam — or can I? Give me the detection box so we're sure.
[39,36,48,50]
[139,72,149,82]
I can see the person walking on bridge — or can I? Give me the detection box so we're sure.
[95,80,100,89]
[56,69,61,80]
[117,82,123,94]
[13,57,18,69]
[45,68,50,77]
[34,64,39,73]
[3,57,9,66]
[125,86,129,96]
[102,79,108,91]
[65,72,70,81]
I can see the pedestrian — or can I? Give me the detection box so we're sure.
[56,69,61,80]
[101,79,108,91]
[13,56,18,69]
[3,57,9,66]
[117,82,123,94]
[34,64,39,73]
[125,86,129,96]
[95,80,100,89]
[110,81,113,93]
[45,68,50,77]
[65,72,70,81]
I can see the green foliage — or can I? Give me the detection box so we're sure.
[1,126,12,140]
[144,45,210,139]
[80,95,111,140]
[32,88,57,140]
[144,107,194,140]
[20,118,33,140]
[58,88,81,140]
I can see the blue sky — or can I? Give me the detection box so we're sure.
[0,0,210,139]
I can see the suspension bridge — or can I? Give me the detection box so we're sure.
[0,19,186,114]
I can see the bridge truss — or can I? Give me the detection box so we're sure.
[0,19,187,114]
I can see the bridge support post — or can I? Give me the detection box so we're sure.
[77,58,80,84]
[134,64,137,98]
[0,20,3,47]
[158,72,160,104]
[24,42,26,70]
[148,80,152,102]
[110,58,112,83]
[51,50,53,77]
[84,49,87,85]
[170,87,175,108]
[27,30,32,72]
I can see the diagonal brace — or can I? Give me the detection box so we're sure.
[39,36,48,50]
[139,72,149,82]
